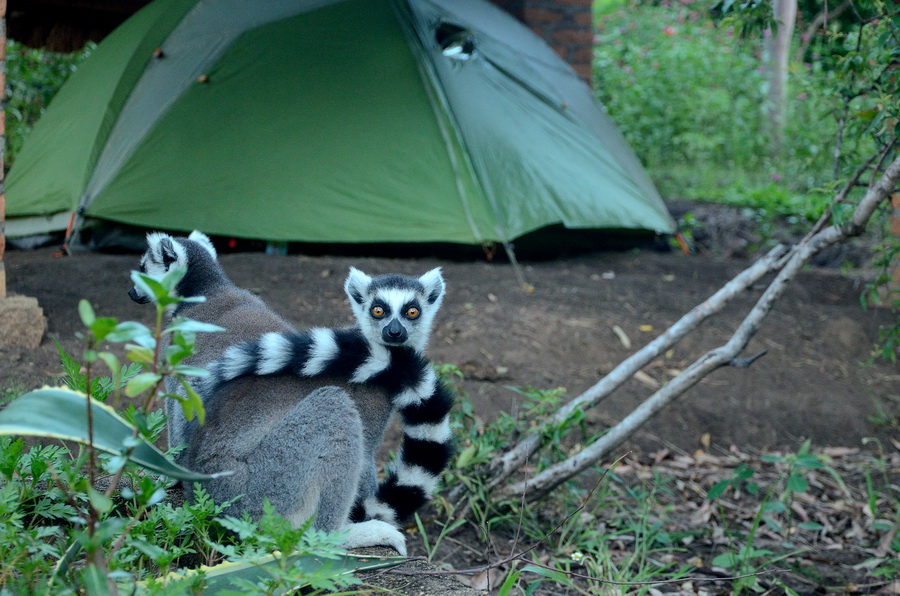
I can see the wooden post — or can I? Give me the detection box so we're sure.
[0,0,6,299]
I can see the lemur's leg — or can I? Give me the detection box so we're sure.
[247,386,364,532]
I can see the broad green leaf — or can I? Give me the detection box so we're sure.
[148,550,406,591]
[0,388,226,481]
[126,372,162,397]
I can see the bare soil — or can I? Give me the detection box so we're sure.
[2,234,896,454]
[1,209,898,594]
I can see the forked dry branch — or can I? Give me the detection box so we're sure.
[455,150,899,503]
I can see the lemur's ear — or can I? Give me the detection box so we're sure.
[344,267,373,305]
[188,230,217,258]
[159,238,179,266]
[419,268,445,305]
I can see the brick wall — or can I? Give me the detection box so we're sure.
[490,0,594,85]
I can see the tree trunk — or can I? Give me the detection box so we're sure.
[765,0,797,157]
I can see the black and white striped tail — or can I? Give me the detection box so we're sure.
[204,327,454,525]
[352,365,455,524]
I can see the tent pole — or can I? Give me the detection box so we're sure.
[502,242,533,292]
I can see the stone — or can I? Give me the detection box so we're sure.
[0,295,47,349]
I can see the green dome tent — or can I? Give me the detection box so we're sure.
[6,0,674,248]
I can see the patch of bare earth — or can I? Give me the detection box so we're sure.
[1,205,897,593]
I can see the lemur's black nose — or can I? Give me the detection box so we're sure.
[128,287,152,304]
[383,319,408,344]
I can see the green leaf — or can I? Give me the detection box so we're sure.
[160,266,187,292]
[127,345,156,366]
[80,565,111,596]
[174,365,210,378]
[520,565,569,583]
[497,569,521,596]
[167,318,225,334]
[456,444,477,469]
[707,479,731,500]
[761,501,787,514]
[787,473,809,494]
[711,552,739,569]
[180,380,206,425]
[130,271,167,303]
[125,373,162,397]
[106,321,152,343]
[78,300,96,327]
[797,521,825,531]
[0,388,226,481]
[88,487,113,514]
[98,353,120,379]
[147,551,407,591]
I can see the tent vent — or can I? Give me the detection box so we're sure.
[436,23,475,60]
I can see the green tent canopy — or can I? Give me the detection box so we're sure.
[6,0,674,246]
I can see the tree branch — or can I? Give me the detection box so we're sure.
[501,154,900,501]
[449,244,788,503]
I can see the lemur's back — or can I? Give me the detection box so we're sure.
[177,289,393,494]
[131,232,396,534]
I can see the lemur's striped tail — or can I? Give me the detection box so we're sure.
[203,327,454,525]
[205,328,390,393]
[353,375,455,524]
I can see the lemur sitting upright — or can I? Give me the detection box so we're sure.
[128,231,405,554]
[204,267,455,527]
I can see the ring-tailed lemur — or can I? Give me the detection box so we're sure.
[204,267,454,527]
[128,231,406,554]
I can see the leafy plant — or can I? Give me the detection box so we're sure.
[0,265,398,593]
[4,40,94,170]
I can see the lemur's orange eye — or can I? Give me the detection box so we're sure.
[406,307,420,319]
[371,306,385,318]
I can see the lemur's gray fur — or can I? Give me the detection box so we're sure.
[204,267,454,526]
[128,231,405,554]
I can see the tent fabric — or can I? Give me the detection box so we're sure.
[6,0,675,244]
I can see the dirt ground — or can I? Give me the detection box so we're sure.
[1,208,899,594]
[2,224,897,456]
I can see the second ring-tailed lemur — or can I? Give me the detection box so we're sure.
[204,267,455,527]
[127,231,406,554]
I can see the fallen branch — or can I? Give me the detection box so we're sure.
[453,244,790,503]
[501,153,900,501]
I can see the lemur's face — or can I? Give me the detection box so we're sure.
[345,267,445,352]
[128,231,216,303]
